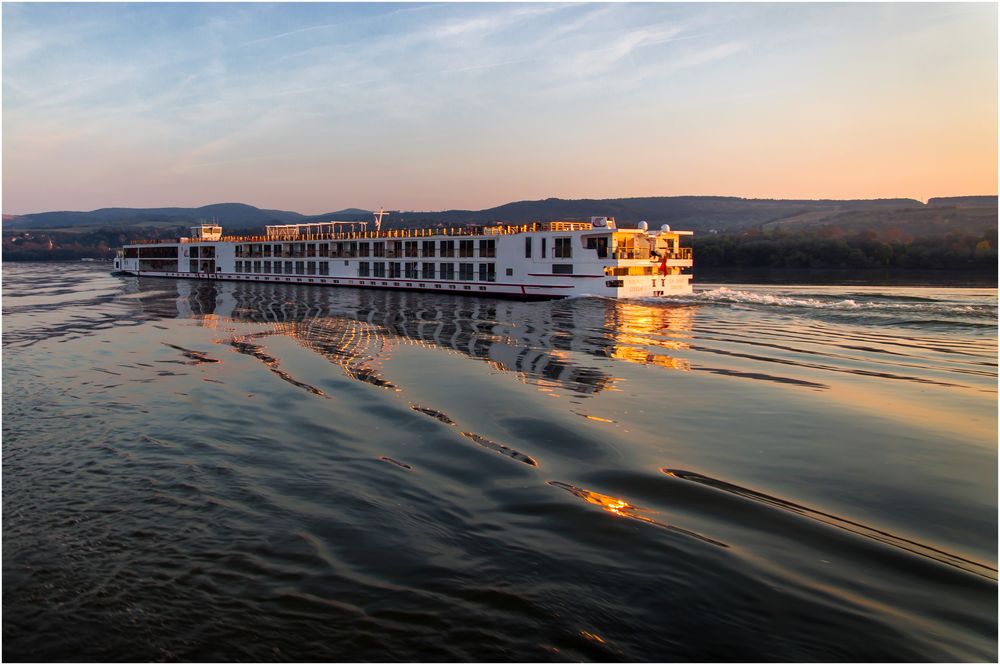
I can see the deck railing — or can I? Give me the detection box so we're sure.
[613,248,693,261]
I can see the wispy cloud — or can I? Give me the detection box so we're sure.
[235,22,342,48]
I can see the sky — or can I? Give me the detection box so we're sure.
[2,2,997,215]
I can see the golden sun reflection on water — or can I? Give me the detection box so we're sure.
[547,481,728,547]
[602,302,695,371]
[554,483,649,519]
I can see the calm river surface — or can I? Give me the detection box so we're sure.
[3,262,997,661]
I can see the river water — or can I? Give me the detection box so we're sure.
[3,262,996,661]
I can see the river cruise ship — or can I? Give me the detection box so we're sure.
[113,213,693,299]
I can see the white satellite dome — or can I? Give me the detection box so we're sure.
[661,224,671,233]
[638,221,648,231]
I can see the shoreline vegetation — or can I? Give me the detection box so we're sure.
[689,228,997,272]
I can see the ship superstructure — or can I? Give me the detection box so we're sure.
[113,214,693,299]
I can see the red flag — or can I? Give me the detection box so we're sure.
[658,255,668,276]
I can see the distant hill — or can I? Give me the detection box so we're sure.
[927,195,998,207]
[4,203,305,230]
[760,202,998,238]
[4,195,995,239]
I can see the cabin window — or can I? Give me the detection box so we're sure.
[263,245,273,258]
[479,239,495,258]
[373,242,385,257]
[139,246,179,259]
[190,247,200,259]
[585,236,609,258]
[506,268,513,276]
[373,262,385,277]
[319,262,329,276]
[307,261,316,275]
[307,244,316,258]
[541,238,547,258]
[235,261,243,273]
[405,262,418,278]
[422,241,435,257]
[554,237,572,258]
[253,261,262,273]
[479,263,496,282]
[422,262,435,279]
[349,242,358,257]
[440,240,455,257]
[459,263,474,280]
[525,237,532,258]
[295,261,305,275]
[405,241,418,258]
[606,265,654,276]
[459,240,474,257]
[319,243,329,257]
[358,262,370,277]
[389,263,401,278]
[440,263,455,280]
[358,242,370,258]
[553,264,574,274]
[263,261,272,273]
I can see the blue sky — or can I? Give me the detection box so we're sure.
[3,2,997,214]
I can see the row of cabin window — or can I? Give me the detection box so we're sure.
[234,239,497,259]
[234,260,497,281]
[235,260,331,276]
[523,236,573,259]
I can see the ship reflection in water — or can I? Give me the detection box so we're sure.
[167,279,697,398]
[3,263,996,662]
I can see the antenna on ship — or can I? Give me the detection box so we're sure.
[373,208,387,233]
